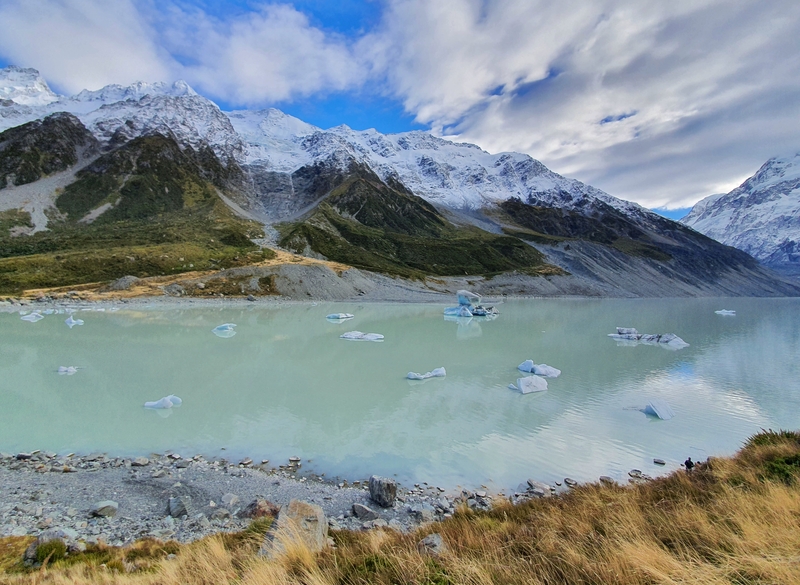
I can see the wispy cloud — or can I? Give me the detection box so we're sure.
[0,0,798,208]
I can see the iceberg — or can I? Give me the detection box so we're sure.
[457,290,481,306]
[326,313,354,320]
[65,315,84,328]
[144,395,183,409]
[715,309,736,316]
[212,323,237,338]
[517,360,561,378]
[509,375,548,394]
[20,312,44,322]
[608,328,689,349]
[642,399,675,420]
[340,331,384,342]
[444,305,473,317]
[57,366,78,375]
[407,367,446,380]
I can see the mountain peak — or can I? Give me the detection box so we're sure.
[72,79,198,104]
[0,65,59,106]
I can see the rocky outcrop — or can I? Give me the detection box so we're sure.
[261,499,328,557]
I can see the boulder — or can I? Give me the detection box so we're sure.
[369,475,397,508]
[418,533,448,556]
[131,457,149,467]
[91,500,119,517]
[107,275,140,291]
[239,498,280,519]
[168,496,192,518]
[352,503,379,520]
[261,500,328,557]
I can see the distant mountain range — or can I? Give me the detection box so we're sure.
[682,153,800,277]
[0,65,796,297]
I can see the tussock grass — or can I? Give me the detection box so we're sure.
[3,430,800,584]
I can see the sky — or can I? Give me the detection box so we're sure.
[0,0,798,213]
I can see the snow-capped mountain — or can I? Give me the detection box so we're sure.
[682,154,800,271]
[0,66,642,219]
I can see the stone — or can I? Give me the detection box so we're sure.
[261,500,328,557]
[107,275,140,291]
[210,508,231,521]
[239,498,280,519]
[526,479,552,496]
[409,503,436,522]
[152,470,167,478]
[352,503,379,521]
[221,493,240,508]
[168,496,192,518]
[175,459,191,468]
[599,476,615,485]
[418,533,448,556]
[91,500,119,517]
[131,457,149,467]
[564,478,578,487]
[654,458,666,466]
[369,475,397,508]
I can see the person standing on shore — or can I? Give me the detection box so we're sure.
[684,457,695,472]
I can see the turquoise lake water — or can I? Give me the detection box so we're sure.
[1,298,798,491]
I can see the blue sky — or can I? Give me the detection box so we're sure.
[1,0,798,212]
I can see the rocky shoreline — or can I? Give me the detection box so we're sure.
[1,450,553,549]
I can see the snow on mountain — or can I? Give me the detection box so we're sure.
[0,66,58,106]
[682,153,800,267]
[0,66,648,217]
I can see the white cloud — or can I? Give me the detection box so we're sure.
[365,0,800,207]
[0,0,174,92]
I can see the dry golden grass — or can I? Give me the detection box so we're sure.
[3,430,800,585]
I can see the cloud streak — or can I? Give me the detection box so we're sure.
[0,0,798,208]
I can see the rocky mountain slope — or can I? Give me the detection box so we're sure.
[0,66,797,297]
[682,154,800,276]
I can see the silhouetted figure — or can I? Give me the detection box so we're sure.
[684,457,695,472]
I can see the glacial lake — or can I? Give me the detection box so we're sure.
[1,298,799,492]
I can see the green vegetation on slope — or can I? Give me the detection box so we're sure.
[0,134,264,294]
[278,171,557,278]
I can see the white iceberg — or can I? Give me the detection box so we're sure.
[326,313,354,320]
[457,290,481,306]
[20,312,44,322]
[715,309,736,316]
[444,305,473,317]
[407,367,446,380]
[57,366,78,375]
[517,360,561,378]
[65,315,84,328]
[212,323,237,338]
[642,399,675,420]
[608,328,689,349]
[509,375,548,394]
[144,395,183,409]
[340,331,384,342]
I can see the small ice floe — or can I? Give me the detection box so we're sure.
[65,315,84,329]
[715,309,736,316]
[57,366,79,375]
[326,313,354,320]
[20,312,44,322]
[340,331,384,342]
[443,305,474,317]
[212,323,237,338]
[407,367,446,380]
[641,399,675,420]
[144,395,183,409]
[608,327,689,349]
[517,360,561,378]
[43,309,55,315]
[509,375,548,394]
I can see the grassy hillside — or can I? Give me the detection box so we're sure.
[278,170,560,279]
[2,430,800,584]
[0,134,264,294]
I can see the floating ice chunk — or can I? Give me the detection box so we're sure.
[166,394,182,406]
[407,367,446,380]
[326,313,354,320]
[65,315,84,328]
[616,327,638,335]
[715,309,736,316]
[509,375,548,394]
[642,399,675,420]
[212,323,237,338]
[43,309,55,315]
[517,360,561,377]
[144,397,174,409]
[444,306,473,317]
[608,330,689,349]
[457,290,481,306]
[20,312,44,322]
[57,366,78,375]
[340,331,384,342]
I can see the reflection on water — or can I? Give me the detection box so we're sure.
[1,298,799,490]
